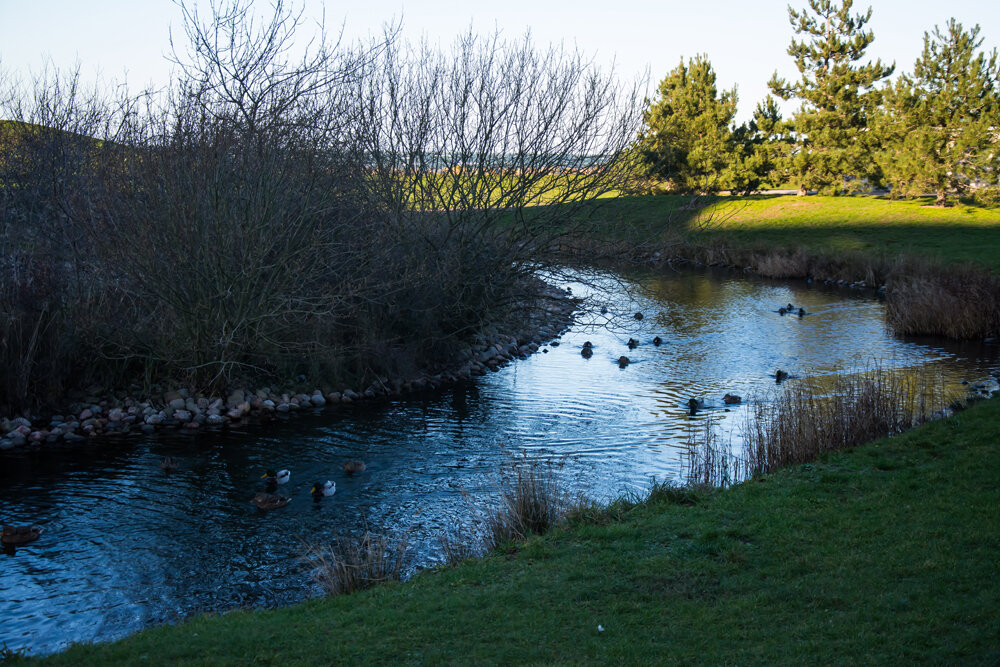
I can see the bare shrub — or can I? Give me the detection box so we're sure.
[743,365,942,477]
[485,453,572,549]
[302,531,409,596]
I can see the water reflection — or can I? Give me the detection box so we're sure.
[1,266,997,656]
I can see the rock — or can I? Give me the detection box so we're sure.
[7,431,26,447]
[79,408,94,420]
[262,400,276,411]
[145,414,164,425]
[226,407,243,420]
[207,414,227,425]
[173,409,192,422]
[0,439,14,450]
[342,389,360,401]
[108,408,124,422]
[276,403,291,413]
[168,398,186,410]
[226,390,245,409]
[64,432,87,442]
[140,424,156,434]
[326,392,342,403]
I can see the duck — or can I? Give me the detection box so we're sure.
[311,480,336,500]
[160,456,179,472]
[797,307,806,318]
[262,469,290,484]
[1,524,42,546]
[617,355,630,368]
[723,393,742,405]
[251,492,290,511]
[778,307,788,315]
[581,346,593,359]
[786,303,794,311]
[652,336,663,346]
[775,369,789,383]
[627,338,639,349]
[342,460,367,476]
[687,398,705,415]
[634,312,644,320]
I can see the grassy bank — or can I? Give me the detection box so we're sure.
[578,193,1000,271]
[32,396,1000,665]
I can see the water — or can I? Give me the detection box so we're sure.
[2,266,997,656]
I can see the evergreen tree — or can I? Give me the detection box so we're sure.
[769,0,894,194]
[877,20,1000,205]
[638,55,737,197]
[727,96,794,194]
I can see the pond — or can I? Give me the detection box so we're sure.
[2,265,997,656]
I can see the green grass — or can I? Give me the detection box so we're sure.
[33,397,1000,665]
[577,194,1000,271]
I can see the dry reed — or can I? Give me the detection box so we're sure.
[302,531,409,596]
[485,454,572,549]
[742,366,940,477]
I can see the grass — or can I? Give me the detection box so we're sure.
[576,193,1000,272]
[31,396,1000,665]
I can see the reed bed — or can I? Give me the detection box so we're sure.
[484,454,573,549]
[683,365,954,485]
[302,532,409,596]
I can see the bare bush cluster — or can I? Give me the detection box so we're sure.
[0,0,641,411]
[485,454,573,549]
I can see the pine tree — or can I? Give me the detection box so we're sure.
[877,20,1000,205]
[638,55,737,197]
[727,96,794,194]
[769,0,894,194]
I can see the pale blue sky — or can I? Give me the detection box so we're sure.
[2,0,998,121]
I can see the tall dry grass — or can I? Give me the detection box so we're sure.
[742,366,941,476]
[886,267,1000,339]
[485,454,573,549]
[302,532,410,596]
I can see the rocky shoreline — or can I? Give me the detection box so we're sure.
[0,283,579,452]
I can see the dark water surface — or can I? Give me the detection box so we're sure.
[2,266,998,656]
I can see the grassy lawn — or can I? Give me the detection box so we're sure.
[35,397,1000,665]
[578,194,1000,271]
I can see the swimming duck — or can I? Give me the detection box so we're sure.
[778,307,788,315]
[618,355,630,368]
[262,469,290,484]
[1,525,42,546]
[786,303,794,311]
[627,338,639,349]
[160,456,179,472]
[652,336,662,346]
[723,393,742,405]
[342,461,367,476]
[775,369,789,383]
[634,312,644,320]
[687,398,705,415]
[311,480,336,500]
[251,492,290,511]
[797,307,805,318]
[581,346,593,358]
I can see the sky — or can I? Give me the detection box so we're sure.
[2,0,999,122]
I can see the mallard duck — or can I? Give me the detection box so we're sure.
[775,369,789,383]
[627,338,639,350]
[311,480,336,500]
[634,312,644,320]
[581,346,593,358]
[342,461,366,476]
[160,456,179,472]
[652,336,663,346]
[262,469,290,484]
[723,393,742,405]
[786,303,794,311]
[687,398,705,415]
[797,307,806,318]
[778,307,788,315]
[251,492,290,511]
[617,355,630,368]
[2,524,42,546]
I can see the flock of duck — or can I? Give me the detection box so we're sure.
[582,304,804,416]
